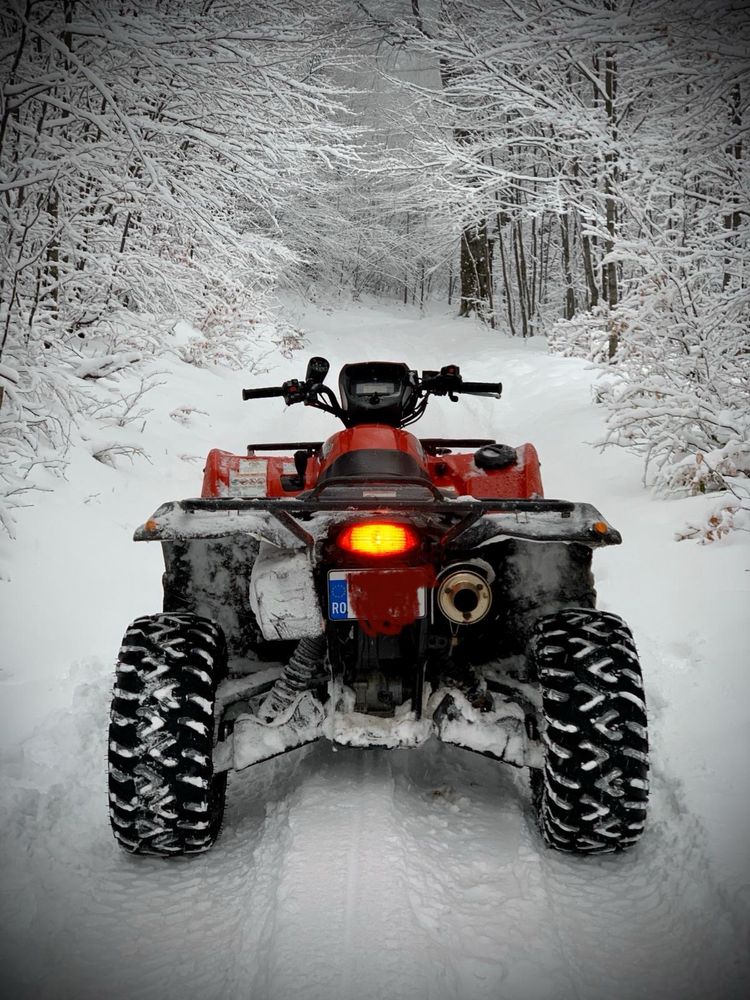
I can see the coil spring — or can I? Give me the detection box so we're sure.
[260,634,326,721]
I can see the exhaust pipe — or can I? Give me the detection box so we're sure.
[436,567,492,625]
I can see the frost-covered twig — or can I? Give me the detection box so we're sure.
[73,353,143,380]
[90,443,150,468]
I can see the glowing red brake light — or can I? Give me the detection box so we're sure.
[337,522,419,557]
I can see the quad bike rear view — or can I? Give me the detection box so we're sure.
[108,358,649,857]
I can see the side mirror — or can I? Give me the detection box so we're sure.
[305,356,330,384]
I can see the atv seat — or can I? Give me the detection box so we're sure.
[318,448,430,483]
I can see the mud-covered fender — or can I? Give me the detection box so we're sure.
[249,540,324,641]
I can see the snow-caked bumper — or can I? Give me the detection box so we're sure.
[212,676,543,773]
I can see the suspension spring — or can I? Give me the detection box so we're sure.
[260,634,327,721]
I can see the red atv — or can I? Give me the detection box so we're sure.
[108,358,649,857]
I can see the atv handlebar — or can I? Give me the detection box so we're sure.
[420,369,502,398]
[459,381,503,396]
[242,386,286,401]
[241,361,502,427]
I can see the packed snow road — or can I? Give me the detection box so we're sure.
[1,301,748,999]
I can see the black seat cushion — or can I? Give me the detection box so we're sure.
[319,448,429,482]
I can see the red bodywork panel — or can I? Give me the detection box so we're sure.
[321,425,424,467]
[201,449,322,498]
[201,424,543,499]
[424,444,543,498]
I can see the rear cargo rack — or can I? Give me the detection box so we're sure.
[247,441,323,453]
[179,497,576,514]
[419,438,496,453]
[137,497,620,548]
[246,438,498,456]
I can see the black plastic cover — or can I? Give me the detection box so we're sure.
[338,362,417,427]
[474,444,518,470]
[319,449,429,482]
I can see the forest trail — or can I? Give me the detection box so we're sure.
[1,302,748,1000]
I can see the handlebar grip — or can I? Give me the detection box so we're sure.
[242,386,286,401]
[460,381,503,395]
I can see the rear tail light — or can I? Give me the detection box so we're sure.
[337,521,419,557]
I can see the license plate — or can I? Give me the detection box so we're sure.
[327,570,427,621]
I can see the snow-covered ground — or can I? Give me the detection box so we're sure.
[1,301,748,1000]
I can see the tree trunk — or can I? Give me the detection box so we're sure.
[581,227,599,309]
[560,213,576,319]
[603,47,620,356]
[496,219,516,336]
[45,187,60,319]
[404,213,410,304]
[458,220,493,323]
[512,221,529,338]
[723,82,742,290]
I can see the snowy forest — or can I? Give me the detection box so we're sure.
[1,0,748,536]
[2,5,750,999]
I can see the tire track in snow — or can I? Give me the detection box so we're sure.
[336,752,368,1000]
[228,746,437,1000]
[387,743,584,1000]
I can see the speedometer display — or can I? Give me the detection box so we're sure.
[355,382,396,395]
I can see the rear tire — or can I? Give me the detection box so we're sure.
[530,609,649,853]
[108,612,227,857]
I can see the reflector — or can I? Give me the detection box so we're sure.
[338,522,419,557]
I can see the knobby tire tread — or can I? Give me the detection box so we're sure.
[108,612,227,857]
[530,608,649,854]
